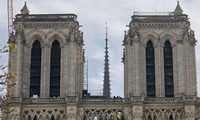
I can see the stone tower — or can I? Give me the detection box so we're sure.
[123,1,197,98]
[9,2,84,99]
[4,2,84,120]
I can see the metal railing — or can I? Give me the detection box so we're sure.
[15,14,77,22]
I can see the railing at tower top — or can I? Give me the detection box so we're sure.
[15,14,77,22]
[133,11,174,15]
[131,11,188,22]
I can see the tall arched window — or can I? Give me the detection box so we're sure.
[169,115,173,120]
[146,41,155,97]
[164,40,174,97]
[30,40,41,97]
[50,40,61,97]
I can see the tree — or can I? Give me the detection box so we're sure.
[0,43,17,100]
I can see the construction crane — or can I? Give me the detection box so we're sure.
[7,0,13,37]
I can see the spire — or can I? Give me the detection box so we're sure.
[103,22,111,98]
[174,1,183,15]
[21,1,30,15]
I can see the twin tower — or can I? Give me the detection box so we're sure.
[4,2,199,120]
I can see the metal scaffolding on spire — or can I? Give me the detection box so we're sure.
[7,0,13,37]
[103,23,111,98]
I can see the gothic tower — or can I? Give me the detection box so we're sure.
[4,2,85,119]
[9,3,84,99]
[123,1,197,98]
[103,23,111,98]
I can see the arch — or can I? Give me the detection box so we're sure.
[169,115,173,120]
[160,32,177,47]
[57,115,61,120]
[148,115,152,120]
[33,115,37,120]
[146,40,156,97]
[50,115,55,120]
[153,115,157,120]
[50,40,61,97]
[26,29,46,47]
[142,34,158,47]
[164,40,174,97]
[38,115,43,120]
[27,115,31,120]
[45,115,49,120]
[30,40,41,98]
[47,29,66,46]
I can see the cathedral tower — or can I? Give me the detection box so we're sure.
[123,2,197,98]
[9,3,84,99]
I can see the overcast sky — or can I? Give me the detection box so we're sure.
[0,0,200,97]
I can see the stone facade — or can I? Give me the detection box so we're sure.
[2,2,200,120]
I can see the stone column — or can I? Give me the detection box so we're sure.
[66,104,78,120]
[22,44,31,97]
[132,105,143,120]
[154,44,163,97]
[184,105,196,120]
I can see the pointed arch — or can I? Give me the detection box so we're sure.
[146,40,156,97]
[50,40,61,97]
[169,115,173,120]
[50,115,55,120]
[57,115,61,120]
[153,115,157,120]
[142,34,158,47]
[160,32,176,47]
[38,115,43,120]
[45,115,49,120]
[47,29,66,46]
[164,40,174,97]
[28,115,31,120]
[148,115,152,120]
[30,40,41,97]
[26,29,46,47]
[33,115,37,120]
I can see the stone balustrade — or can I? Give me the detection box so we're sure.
[15,14,77,22]
[23,98,65,104]
[145,97,182,103]
[6,96,197,105]
[131,14,188,22]
[80,98,130,104]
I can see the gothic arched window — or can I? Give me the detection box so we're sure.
[30,40,41,97]
[146,41,155,97]
[164,40,174,97]
[169,115,173,120]
[50,40,61,97]
[148,115,152,120]
[51,115,55,120]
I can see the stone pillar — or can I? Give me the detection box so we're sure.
[132,105,143,120]
[124,107,132,120]
[5,106,21,120]
[66,104,78,120]
[154,44,163,97]
[184,105,196,120]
